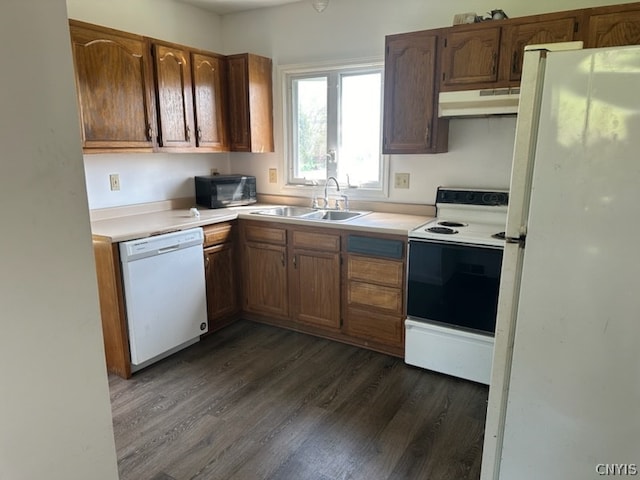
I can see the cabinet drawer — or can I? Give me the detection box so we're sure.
[346,234,404,259]
[203,222,234,246]
[292,230,340,252]
[347,255,404,288]
[347,281,402,314]
[346,307,403,347]
[244,224,286,245]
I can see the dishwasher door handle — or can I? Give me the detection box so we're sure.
[158,244,180,254]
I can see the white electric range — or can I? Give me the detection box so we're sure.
[405,188,508,384]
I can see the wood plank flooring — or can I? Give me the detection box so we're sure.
[109,320,488,480]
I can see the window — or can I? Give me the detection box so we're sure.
[284,61,386,193]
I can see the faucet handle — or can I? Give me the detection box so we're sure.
[337,194,349,211]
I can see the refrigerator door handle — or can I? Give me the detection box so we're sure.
[505,236,526,247]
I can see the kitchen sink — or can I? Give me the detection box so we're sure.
[252,206,318,217]
[251,207,369,222]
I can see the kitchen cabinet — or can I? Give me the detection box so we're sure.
[501,16,579,82]
[69,20,156,152]
[192,52,228,151]
[239,219,408,356]
[343,234,406,352]
[152,41,196,150]
[241,222,289,319]
[227,53,275,152]
[586,3,640,48]
[290,229,341,331]
[441,25,502,88]
[382,30,448,154]
[69,20,273,154]
[203,222,240,332]
[440,12,579,90]
[153,43,229,151]
[92,235,131,378]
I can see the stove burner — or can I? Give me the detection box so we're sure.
[493,231,506,240]
[427,226,458,235]
[438,221,467,228]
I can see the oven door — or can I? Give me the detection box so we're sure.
[407,238,503,335]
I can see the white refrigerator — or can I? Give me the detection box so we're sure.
[481,43,640,480]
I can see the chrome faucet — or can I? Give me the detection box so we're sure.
[324,176,340,208]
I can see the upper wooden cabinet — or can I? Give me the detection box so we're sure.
[152,42,196,150]
[227,54,275,152]
[586,3,640,47]
[501,16,579,82]
[382,30,448,154]
[441,25,502,88]
[69,20,156,152]
[192,53,228,151]
[69,20,273,154]
[441,12,580,90]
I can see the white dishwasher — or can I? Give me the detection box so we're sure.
[119,227,208,372]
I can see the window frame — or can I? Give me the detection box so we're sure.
[280,58,389,198]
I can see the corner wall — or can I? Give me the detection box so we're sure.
[0,1,119,478]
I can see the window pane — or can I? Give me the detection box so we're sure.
[294,77,327,181]
[339,72,382,186]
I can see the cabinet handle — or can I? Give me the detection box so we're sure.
[293,255,297,269]
[281,253,285,267]
[197,126,202,141]
[186,126,191,142]
[512,51,518,74]
[146,124,153,141]
[425,122,431,145]
[492,52,497,75]
[205,255,210,270]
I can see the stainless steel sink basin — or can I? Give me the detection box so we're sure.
[252,206,318,217]
[251,206,369,222]
[303,210,365,221]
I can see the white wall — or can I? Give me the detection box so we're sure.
[66,0,231,210]
[221,0,638,205]
[0,1,119,479]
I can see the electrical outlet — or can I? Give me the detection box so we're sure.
[269,168,277,184]
[109,173,120,191]
[394,173,410,189]
[210,168,219,176]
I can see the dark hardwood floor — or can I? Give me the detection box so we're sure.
[109,320,488,480]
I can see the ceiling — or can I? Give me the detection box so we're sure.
[178,0,304,15]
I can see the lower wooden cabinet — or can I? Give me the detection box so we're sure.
[290,229,341,331]
[241,222,289,319]
[343,236,406,350]
[203,222,240,332]
[239,220,407,356]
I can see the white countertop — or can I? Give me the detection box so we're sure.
[91,204,433,243]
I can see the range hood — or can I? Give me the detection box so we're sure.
[438,88,520,118]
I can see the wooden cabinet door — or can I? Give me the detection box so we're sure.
[587,7,640,48]
[227,54,274,152]
[291,249,341,330]
[383,31,447,154]
[503,18,578,82]
[204,242,239,328]
[227,55,250,151]
[441,26,501,88]
[69,21,156,152]
[192,52,228,151]
[152,42,195,149]
[289,228,341,331]
[243,242,289,319]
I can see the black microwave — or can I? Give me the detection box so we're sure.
[194,174,257,208]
